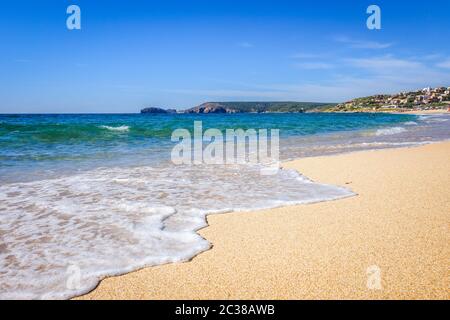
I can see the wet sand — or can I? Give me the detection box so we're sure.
[77,142,450,300]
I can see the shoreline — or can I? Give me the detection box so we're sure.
[314,109,449,115]
[394,109,449,115]
[77,141,450,300]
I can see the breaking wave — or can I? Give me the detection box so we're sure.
[99,125,130,132]
[375,127,407,136]
[0,163,354,299]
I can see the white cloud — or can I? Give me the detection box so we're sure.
[346,56,422,70]
[294,62,334,70]
[422,53,443,60]
[166,66,450,104]
[436,59,450,69]
[343,55,450,89]
[164,88,286,99]
[291,53,324,59]
[335,36,392,49]
[352,41,392,49]
[164,53,450,104]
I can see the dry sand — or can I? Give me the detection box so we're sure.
[400,109,449,115]
[78,142,450,300]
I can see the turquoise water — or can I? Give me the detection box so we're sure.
[0,112,417,182]
[1,112,449,299]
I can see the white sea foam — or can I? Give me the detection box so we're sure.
[418,115,448,122]
[404,121,418,126]
[99,125,130,132]
[375,127,406,136]
[426,118,448,123]
[0,163,354,299]
[358,141,430,147]
[418,115,432,120]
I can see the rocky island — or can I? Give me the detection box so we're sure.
[141,107,177,114]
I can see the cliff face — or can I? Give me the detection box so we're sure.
[141,107,177,114]
[184,103,236,114]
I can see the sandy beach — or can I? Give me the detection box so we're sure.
[77,142,450,300]
[400,109,450,115]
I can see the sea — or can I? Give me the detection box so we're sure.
[0,112,449,299]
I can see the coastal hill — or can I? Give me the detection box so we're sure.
[141,86,450,114]
[326,86,450,112]
[184,102,335,113]
[141,102,336,114]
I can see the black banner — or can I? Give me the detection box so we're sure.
[1,300,447,319]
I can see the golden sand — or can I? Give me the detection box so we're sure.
[77,142,450,300]
[400,109,449,115]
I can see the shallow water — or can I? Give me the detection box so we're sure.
[0,112,449,299]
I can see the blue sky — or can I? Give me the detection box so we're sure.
[1,0,450,113]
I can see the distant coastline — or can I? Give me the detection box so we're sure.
[141,86,450,115]
[324,86,450,113]
[141,101,336,114]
